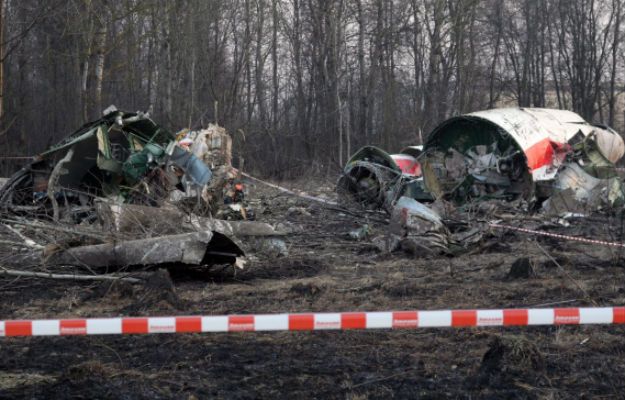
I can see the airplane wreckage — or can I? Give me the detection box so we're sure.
[0,107,284,274]
[338,108,625,253]
[1,106,623,276]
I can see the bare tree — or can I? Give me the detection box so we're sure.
[0,0,624,178]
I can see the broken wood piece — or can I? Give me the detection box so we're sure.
[0,266,141,283]
[4,218,116,241]
[48,148,74,222]
[1,223,44,249]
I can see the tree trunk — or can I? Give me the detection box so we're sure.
[608,0,621,126]
[356,0,367,139]
[255,0,267,130]
[0,0,4,122]
[271,0,279,130]
[93,19,107,118]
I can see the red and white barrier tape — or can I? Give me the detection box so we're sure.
[1,307,624,337]
[489,223,625,248]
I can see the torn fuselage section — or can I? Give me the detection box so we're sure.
[428,108,625,211]
[422,116,532,203]
[339,108,625,214]
[339,108,625,256]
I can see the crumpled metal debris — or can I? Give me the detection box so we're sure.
[338,107,625,255]
[0,106,211,217]
[0,107,268,273]
[339,107,624,213]
[423,108,625,209]
[45,230,243,268]
[94,201,287,263]
[172,124,251,220]
[337,146,431,211]
[390,197,448,255]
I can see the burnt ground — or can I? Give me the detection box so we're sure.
[2,177,625,399]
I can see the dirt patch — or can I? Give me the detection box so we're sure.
[2,181,625,398]
[507,257,537,279]
[289,282,323,297]
[242,257,329,280]
[123,269,186,314]
[481,335,544,373]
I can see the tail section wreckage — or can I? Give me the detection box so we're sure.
[339,107,625,213]
[339,107,625,254]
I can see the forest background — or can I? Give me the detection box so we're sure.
[0,0,623,177]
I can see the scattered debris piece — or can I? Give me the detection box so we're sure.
[45,230,242,268]
[289,282,322,297]
[251,238,289,258]
[371,234,401,253]
[390,197,448,255]
[347,224,370,241]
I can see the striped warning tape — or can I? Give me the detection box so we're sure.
[489,223,625,248]
[1,307,624,337]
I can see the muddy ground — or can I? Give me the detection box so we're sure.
[1,177,625,399]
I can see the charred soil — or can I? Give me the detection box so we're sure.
[1,178,625,399]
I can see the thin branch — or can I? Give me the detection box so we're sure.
[0,266,142,283]
[535,242,598,306]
